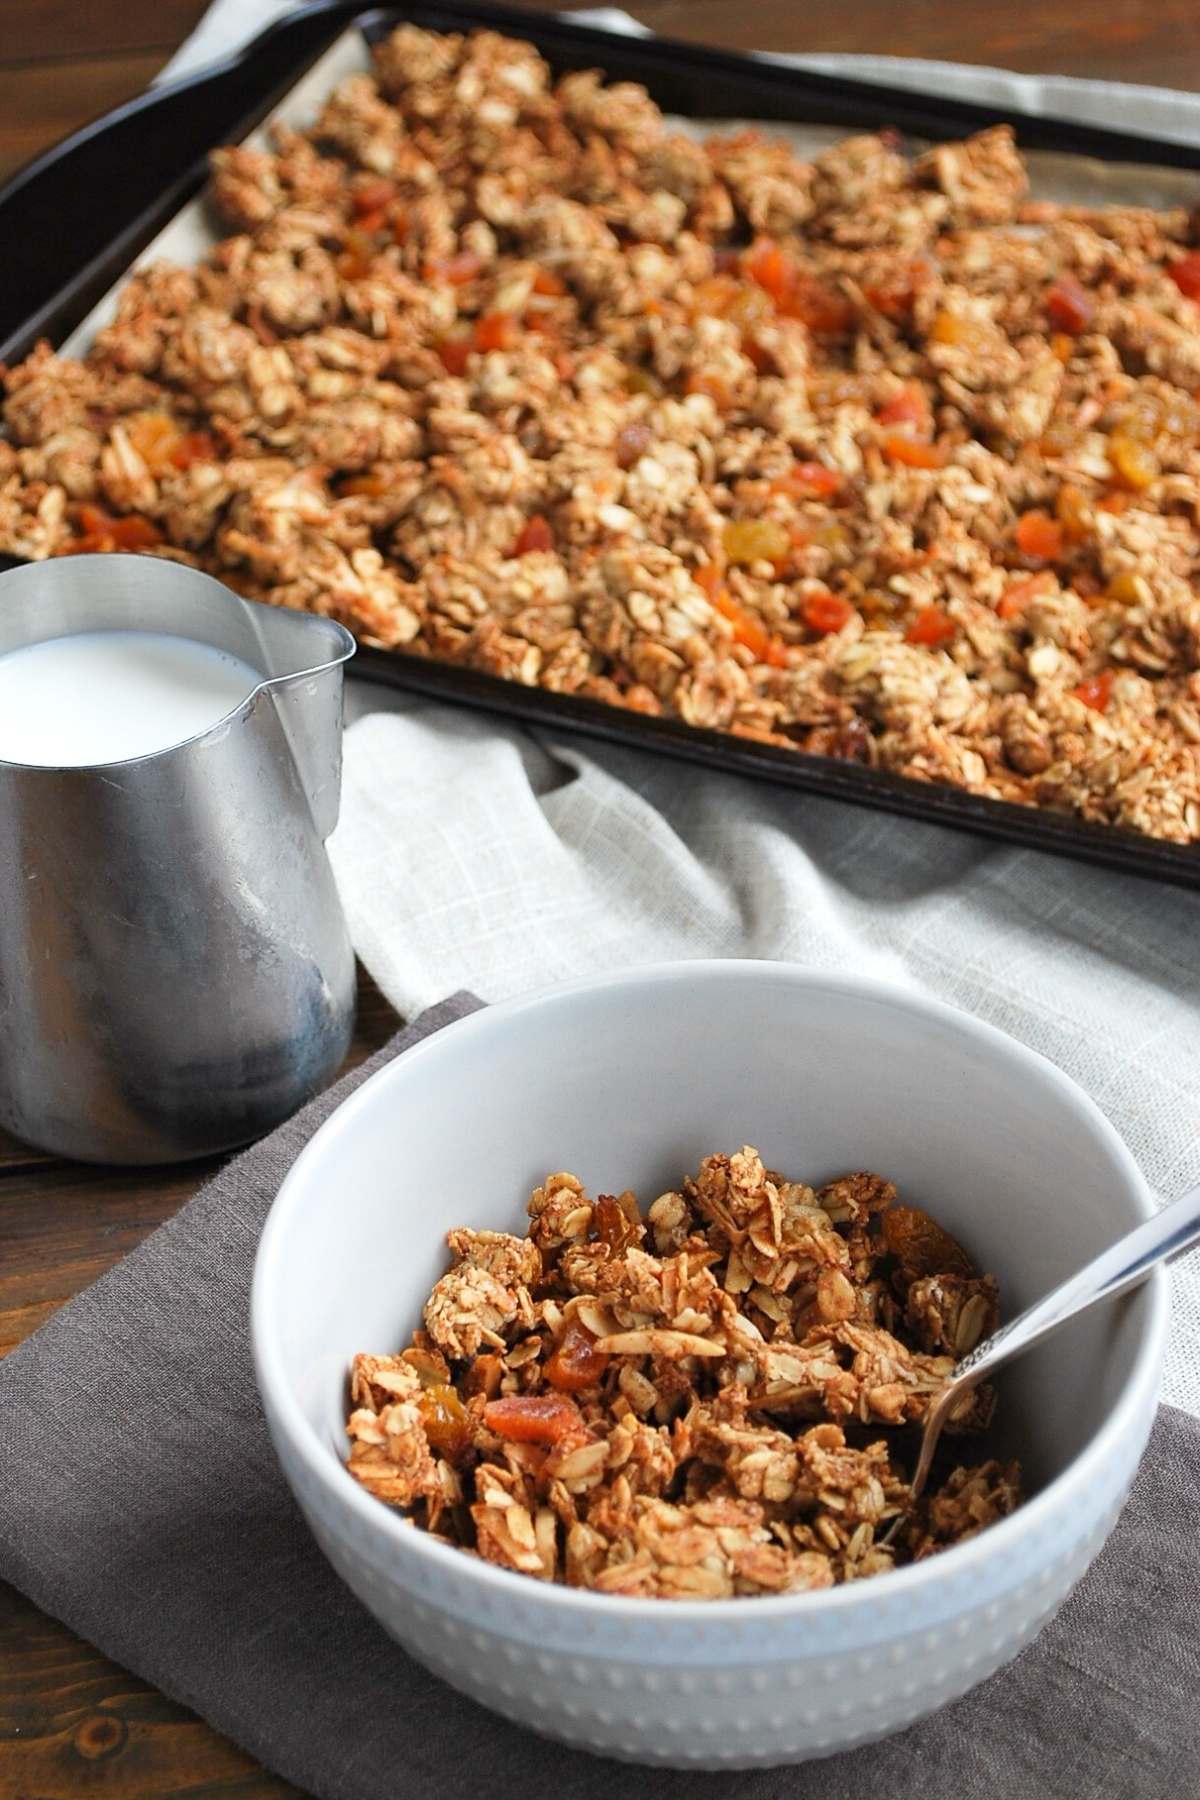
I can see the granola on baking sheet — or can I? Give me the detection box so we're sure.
[345,1150,1022,1596]
[5,24,1200,843]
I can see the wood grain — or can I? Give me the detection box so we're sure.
[0,963,398,1800]
[0,53,169,183]
[4,1,208,65]
[1,1,1196,1793]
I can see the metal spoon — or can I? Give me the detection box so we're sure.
[892,1182,1200,1529]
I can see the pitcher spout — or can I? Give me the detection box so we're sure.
[242,605,356,840]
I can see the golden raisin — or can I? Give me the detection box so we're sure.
[418,1384,472,1460]
[722,518,792,566]
[1104,572,1143,605]
[593,1192,642,1254]
[1055,483,1092,544]
[1107,433,1159,492]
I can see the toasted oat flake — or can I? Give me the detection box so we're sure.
[345,1147,1022,1597]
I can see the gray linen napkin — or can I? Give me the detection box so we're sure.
[1,992,1196,1800]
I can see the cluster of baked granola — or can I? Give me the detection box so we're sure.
[346,1149,1021,1597]
[4,23,1200,840]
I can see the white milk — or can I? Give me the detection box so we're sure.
[0,630,263,767]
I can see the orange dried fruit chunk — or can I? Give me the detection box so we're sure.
[693,560,725,600]
[862,257,933,319]
[802,589,855,634]
[1044,275,1093,334]
[511,514,554,556]
[472,312,519,353]
[351,177,395,215]
[436,333,471,376]
[1015,510,1065,562]
[743,237,795,301]
[1168,251,1200,300]
[876,385,932,434]
[545,1321,608,1392]
[484,1394,586,1445]
[929,310,971,346]
[779,276,854,335]
[905,605,957,647]
[532,268,567,296]
[884,434,946,470]
[710,589,789,666]
[996,571,1054,620]
[170,430,219,470]
[1074,670,1114,712]
[69,505,163,553]
[881,1206,975,1278]
[771,460,842,499]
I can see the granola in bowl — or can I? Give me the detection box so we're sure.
[346,1148,1021,1597]
[6,22,1200,842]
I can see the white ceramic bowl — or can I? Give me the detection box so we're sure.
[252,963,1166,1768]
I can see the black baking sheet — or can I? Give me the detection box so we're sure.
[2,0,1198,888]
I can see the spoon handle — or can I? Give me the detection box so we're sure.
[908,1182,1200,1501]
[958,1181,1200,1389]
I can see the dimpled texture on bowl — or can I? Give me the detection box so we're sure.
[252,963,1166,1768]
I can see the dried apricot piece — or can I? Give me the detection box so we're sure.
[1074,671,1114,712]
[1044,275,1093,334]
[436,333,471,376]
[484,1394,586,1444]
[905,606,957,647]
[710,589,788,665]
[1168,251,1200,300]
[743,237,795,301]
[802,590,855,634]
[876,385,932,434]
[511,515,554,556]
[996,571,1054,621]
[545,1322,608,1392]
[881,1206,975,1278]
[884,435,945,470]
[473,312,519,353]
[1015,510,1064,562]
[771,461,842,500]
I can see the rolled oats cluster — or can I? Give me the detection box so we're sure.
[5,23,1200,839]
[346,1149,1021,1598]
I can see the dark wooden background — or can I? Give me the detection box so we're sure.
[3,2,1200,1795]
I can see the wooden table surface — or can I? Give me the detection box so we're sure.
[3,1,1200,1794]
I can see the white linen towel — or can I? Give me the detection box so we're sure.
[160,2,1200,1417]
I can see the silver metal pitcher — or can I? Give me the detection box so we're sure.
[0,554,357,1163]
